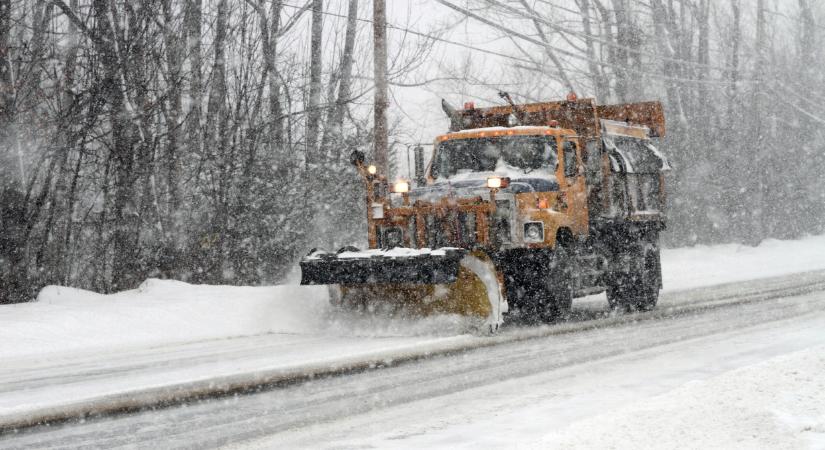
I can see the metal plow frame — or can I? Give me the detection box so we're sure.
[300,249,466,285]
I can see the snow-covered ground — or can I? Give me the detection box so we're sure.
[1,234,825,447]
[260,304,825,450]
[536,345,825,449]
[4,233,825,360]
[0,281,328,360]
[662,234,825,291]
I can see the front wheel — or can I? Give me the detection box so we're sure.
[540,244,574,322]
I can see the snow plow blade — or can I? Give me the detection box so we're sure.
[300,248,466,285]
[300,248,506,332]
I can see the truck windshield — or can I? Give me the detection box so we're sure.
[431,135,557,179]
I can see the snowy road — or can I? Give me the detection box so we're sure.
[3,269,825,448]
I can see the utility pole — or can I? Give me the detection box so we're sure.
[373,0,388,175]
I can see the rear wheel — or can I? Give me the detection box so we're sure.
[607,243,660,312]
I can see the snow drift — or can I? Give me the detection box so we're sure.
[0,281,329,360]
[3,233,825,360]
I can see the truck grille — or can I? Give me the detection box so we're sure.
[420,212,478,248]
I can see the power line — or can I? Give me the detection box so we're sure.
[280,1,756,87]
[433,0,761,86]
[278,2,539,66]
[481,0,741,74]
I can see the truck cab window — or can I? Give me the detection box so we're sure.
[563,140,578,178]
[431,135,558,179]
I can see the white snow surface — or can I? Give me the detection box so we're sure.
[261,313,825,450]
[536,345,825,449]
[1,234,825,446]
[661,234,825,291]
[0,280,328,360]
[335,247,453,259]
[3,233,825,360]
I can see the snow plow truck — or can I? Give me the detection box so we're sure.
[300,93,670,332]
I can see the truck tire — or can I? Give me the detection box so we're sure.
[606,244,660,312]
[605,280,626,311]
[502,246,572,324]
[540,244,573,322]
[634,247,660,311]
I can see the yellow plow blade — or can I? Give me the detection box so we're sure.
[336,254,506,333]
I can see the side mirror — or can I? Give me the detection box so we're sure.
[414,146,426,186]
[349,150,365,167]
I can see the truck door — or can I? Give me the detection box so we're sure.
[559,136,589,236]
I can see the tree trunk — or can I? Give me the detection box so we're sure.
[516,0,575,93]
[0,0,14,188]
[373,0,388,174]
[727,0,741,124]
[163,0,183,209]
[90,0,140,292]
[695,0,710,129]
[199,0,229,283]
[320,0,358,157]
[306,0,323,165]
[610,0,629,101]
[576,0,608,99]
[256,0,283,152]
[185,0,203,163]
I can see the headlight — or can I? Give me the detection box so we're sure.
[367,165,377,175]
[393,180,410,193]
[524,222,544,243]
[487,176,510,189]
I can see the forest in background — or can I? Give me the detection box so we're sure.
[1,0,823,302]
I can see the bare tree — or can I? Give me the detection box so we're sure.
[306,0,324,164]
[373,0,389,174]
[321,0,358,157]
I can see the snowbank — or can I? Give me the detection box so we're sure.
[535,345,825,449]
[0,280,329,360]
[661,234,825,292]
[3,233,825,360]
[0,279,475,360]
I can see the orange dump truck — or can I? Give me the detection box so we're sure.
[301,94,670,332]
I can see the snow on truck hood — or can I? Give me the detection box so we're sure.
[411,160,559,203]
[411,174,559,204]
